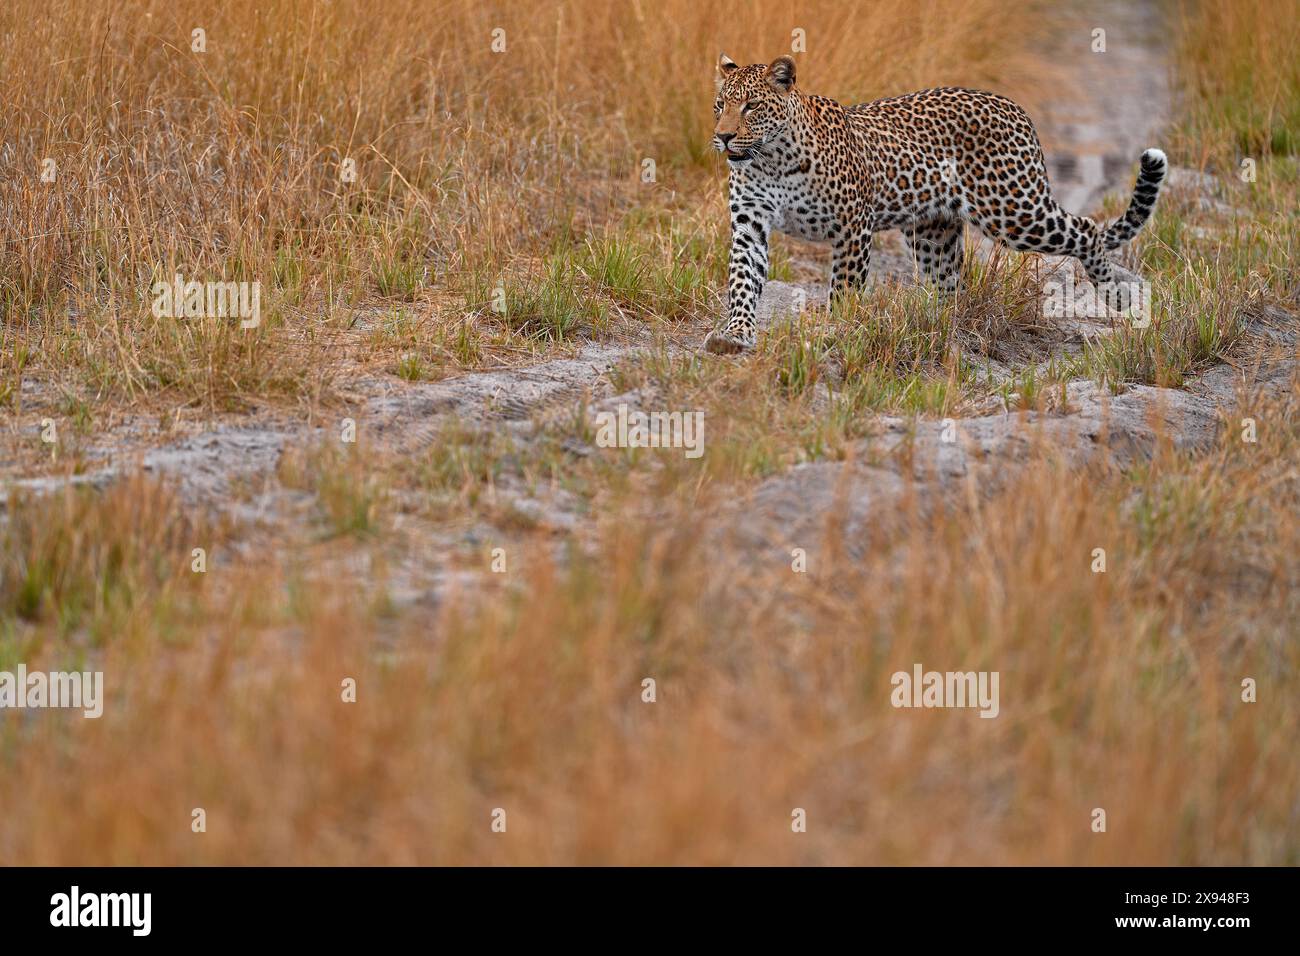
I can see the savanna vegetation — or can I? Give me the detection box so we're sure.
[0,0,1295,864]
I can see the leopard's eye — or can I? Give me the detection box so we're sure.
[742,102,757,115]
[714,99,723,112]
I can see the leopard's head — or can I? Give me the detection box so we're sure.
[712,54,797,164]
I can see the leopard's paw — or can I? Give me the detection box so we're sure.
[704,328,752,355]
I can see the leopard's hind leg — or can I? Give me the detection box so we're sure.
[903,219,964,292]
[969,200,1140,309]
[969,149,1167,312]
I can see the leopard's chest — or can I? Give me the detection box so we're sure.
[739,167,840,242]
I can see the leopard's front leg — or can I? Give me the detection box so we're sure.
[831,227,873,301]
[705,198,771,354]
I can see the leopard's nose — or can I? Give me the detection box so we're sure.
[717,132,735,148]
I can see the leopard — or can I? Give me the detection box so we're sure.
[704,54,1167,354]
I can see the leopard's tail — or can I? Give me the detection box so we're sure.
[1102,148,1167,250]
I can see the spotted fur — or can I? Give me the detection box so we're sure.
[704,54,1167,353]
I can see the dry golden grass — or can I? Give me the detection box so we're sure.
[1,384,1296,865]
[1172,0,1300,162]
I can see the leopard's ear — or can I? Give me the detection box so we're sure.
[766,55,796,92]
[716,52,739,90]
